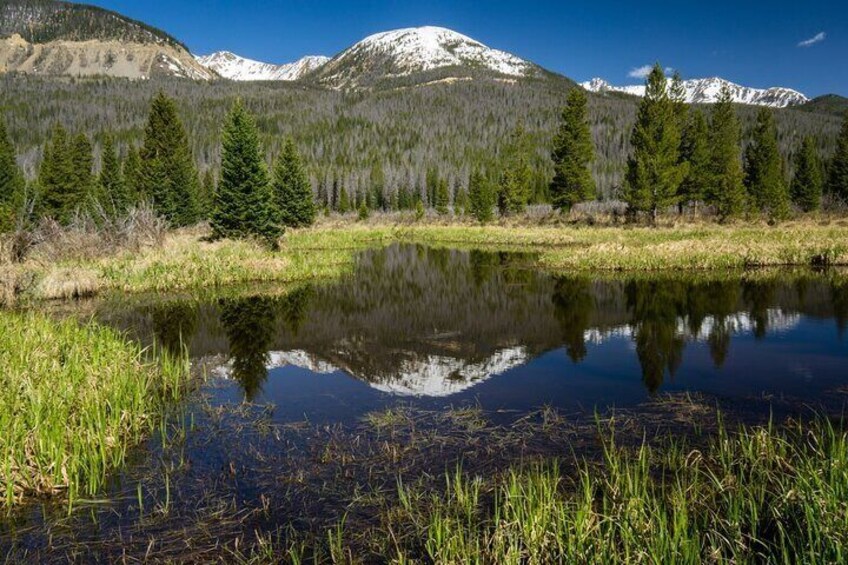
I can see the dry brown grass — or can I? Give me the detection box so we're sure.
[23,206,167,265]
[34,268,101,301]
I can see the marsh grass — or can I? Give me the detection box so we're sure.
[6,220,848,305]
[354,415,848,564]
[0,311,190,508]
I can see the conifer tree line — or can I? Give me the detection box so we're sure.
[3,74,841,212]
[618,64,847,222]
[0,91,316,237]
[2,74,848,234]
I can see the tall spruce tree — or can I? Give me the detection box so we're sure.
[669,71,689,126]
[369,163,386,211]
[37,125,74,223]
[435,178,450,215]
[708,87,747,219]
[744,108,789,220]
[211,100,281,243]
[678,109,711,211]
[0,116,24,232]
[469,169,496,223]
[99,135,128,216]
[624,64,687,223]
[498,124,534,215]
[123,145,142,204]
[272,137,316,228]
[791,136,823,213]
[198,169,216,220]
[69,133,94,212]
[827,112,848,204]
[550,87,596,212]
[338,186,351,214]
[139,92,200,226]
[453,180,469,216]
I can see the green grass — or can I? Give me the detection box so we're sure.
[329,415,848,563]
[0,311,190,508]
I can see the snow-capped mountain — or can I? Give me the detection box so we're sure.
[309,26,544,88]
[196,51,329,81]
[581,77,808,108]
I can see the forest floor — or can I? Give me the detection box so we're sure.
[3,215,848,305]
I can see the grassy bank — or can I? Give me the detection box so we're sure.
[0,311,189,507]
[385,221,848,270]
[4,218,848,304]
[304,415,848,563]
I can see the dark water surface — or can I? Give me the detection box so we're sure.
[103,243,848,420]
[3,244,848,560]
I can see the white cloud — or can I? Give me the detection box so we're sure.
[628,65,676,80]
[628,65,653,79]
[798,32,826,47]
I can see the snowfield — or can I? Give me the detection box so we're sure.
[196,51,329,81]
[581,77,808,108]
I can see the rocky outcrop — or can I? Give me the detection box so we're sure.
[0,33,215,80]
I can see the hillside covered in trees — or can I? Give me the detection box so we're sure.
[0,0,186,48]
[0,73,842,208]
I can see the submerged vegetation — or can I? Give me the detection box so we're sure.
[311,414,848,563]
[0,311,189,507]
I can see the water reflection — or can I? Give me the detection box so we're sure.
[99,245,847,403]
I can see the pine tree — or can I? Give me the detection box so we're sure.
[338,186,351,214]
[37,125,74,223]
[358,199,369,221]
[678,109,710,210]
[624,64,687,223]
[669,71,689,126]
[550,87,596,212]
[272,137,316,228]
[0,116,24,232]
[435,178,450,215]
[744,108,790,220]
[791,136,823,212]
[69,133,94,213]
[369,163,386,211]
[139,91,199,226]
[827,113,848,204]
[453,181,469,216]
[123,144,142,203]
[498,124,534,215]
[426,167,439,209]
[708,87,746,219]
[198,169,216,220]
[468,169,496,223]
[211,100,281,243]
[99,135,128,216]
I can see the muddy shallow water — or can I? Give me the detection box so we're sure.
[3,244,848,562]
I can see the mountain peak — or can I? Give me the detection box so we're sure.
[581,76,808,108]
[309,25,541,89]
[196,51,329,81]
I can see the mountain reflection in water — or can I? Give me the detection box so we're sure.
[97,244,848,406]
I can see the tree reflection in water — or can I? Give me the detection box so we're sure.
[127,245,848,398]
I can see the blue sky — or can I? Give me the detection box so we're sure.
[91,0,845,96]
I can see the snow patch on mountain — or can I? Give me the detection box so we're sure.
[581,77,808,108]
[196,51,329,81]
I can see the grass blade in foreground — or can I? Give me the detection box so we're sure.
[330,416,848,563]
[0,312,189,508]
